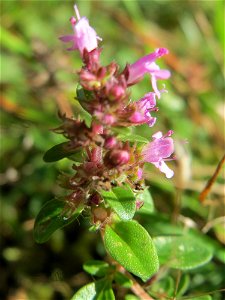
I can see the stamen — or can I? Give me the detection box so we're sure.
[151,75,161,99]
[164,155,176,162]
[167,130,173,136]
[74,4,81,20]
[148,107,159,112]
[163,130,173,138]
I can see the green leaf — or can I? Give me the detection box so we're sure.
[34,199,83,243]
[114,272,133,288]
[71,279,115,300]
[83,260,110,277]
[176,274,190,297]
[117,133,149,143]
[112,127,132,135]
[136,188,154,215]
[189,228,225,264]
[104,220,159,281]
[125,295,139,300]
[73,100,92,127]
[76,85,93,103]
[150,276,174,297]
[43,142,82,162]
[154,235,213,270]
[189,296,212,300]
[100,185,136,220]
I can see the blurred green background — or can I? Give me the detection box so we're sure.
[0,0,224,299]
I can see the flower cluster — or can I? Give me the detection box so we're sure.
[58,5,174,223]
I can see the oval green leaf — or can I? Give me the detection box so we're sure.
[43,142,82,162]
[154,235,213,270]
[71,279,115,300]
[104,220,159,281]
[34,199,83,243]
[101,185,136,220]
[83,260,110,277]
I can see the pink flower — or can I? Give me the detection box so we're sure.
[129,92,158,127]
[127,48,170,98]
[142,131,174,178]
[59,5,101,55]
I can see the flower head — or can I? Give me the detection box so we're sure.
[142,131,174,178]
[127,48,170,98]
[60,5,101,55]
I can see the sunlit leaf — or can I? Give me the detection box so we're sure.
[100,185,136,220]
[104,220,159,281]
[71,279,115,300]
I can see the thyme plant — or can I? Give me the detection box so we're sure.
[34,5,214,299]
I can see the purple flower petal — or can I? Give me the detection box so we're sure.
[59,35,74,42]
[127,48,169,85]
[152,161,174,178]
[142,131,175,178]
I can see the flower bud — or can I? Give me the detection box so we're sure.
[92,123,103,134]
[110,85,125,100]
[88,193,101,205]
[104,136,117,149]
[102,114,115,125]
[92,207,108,222]
[136,200,144,210]
[105,149,130,167]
